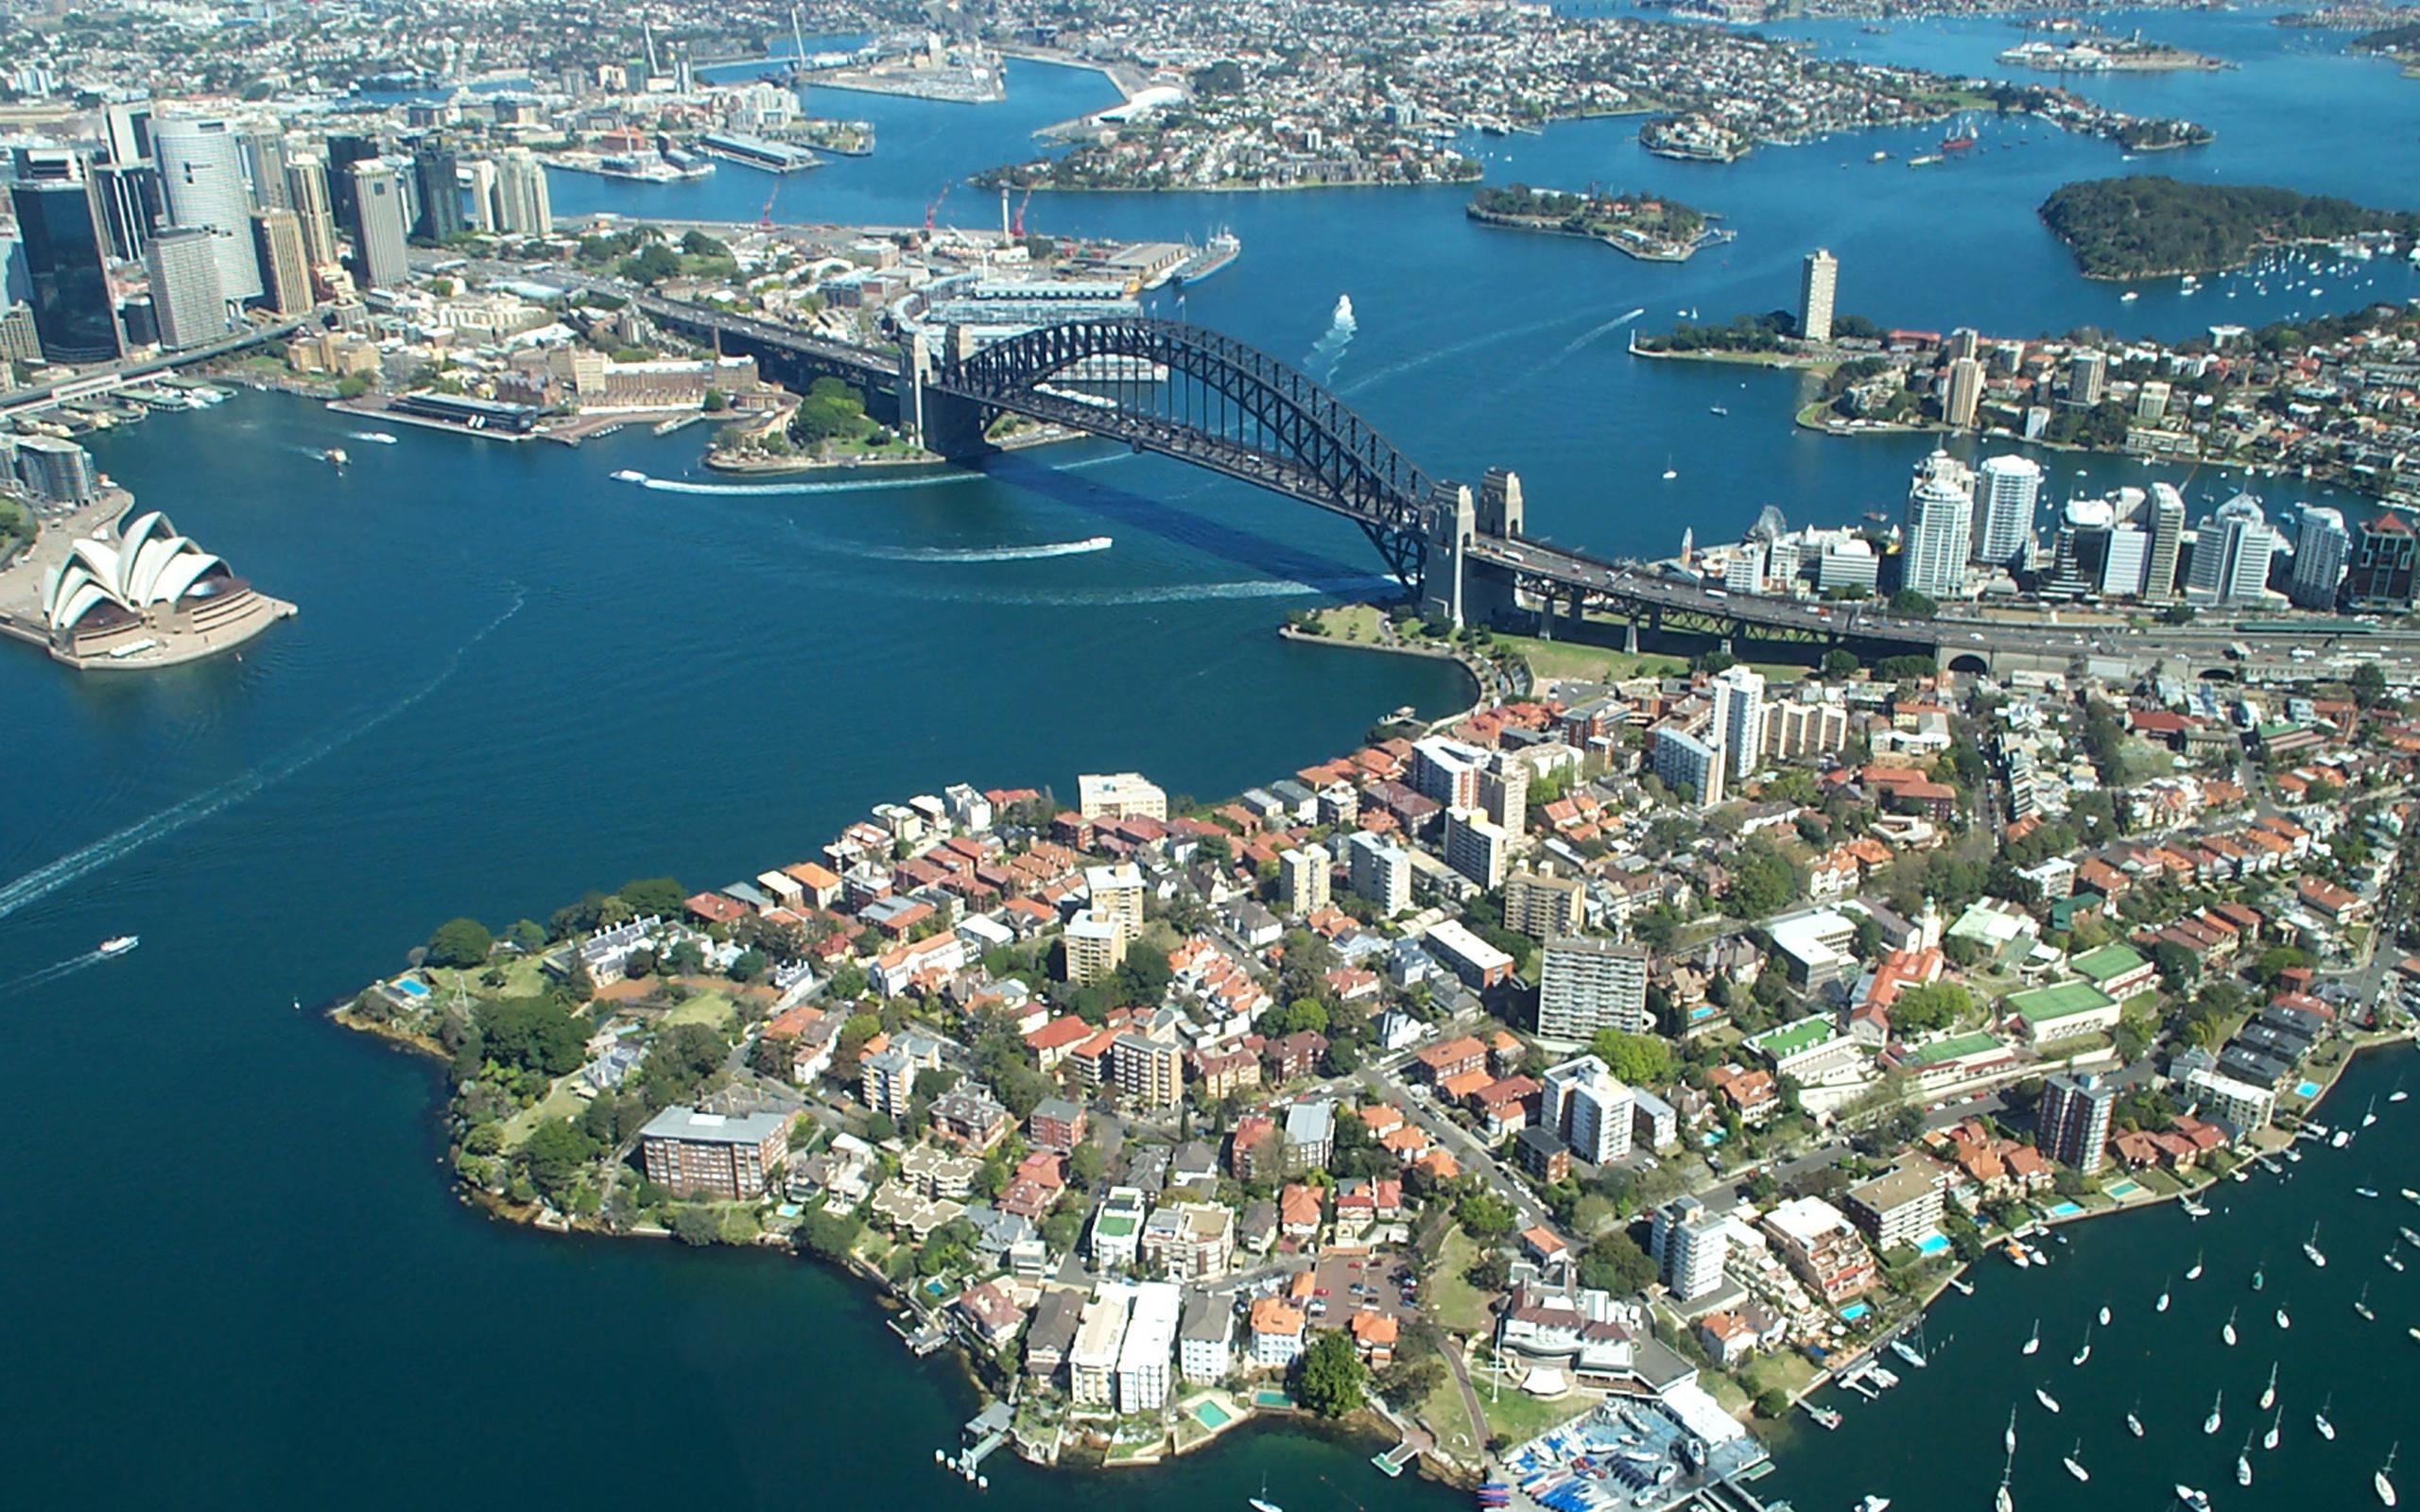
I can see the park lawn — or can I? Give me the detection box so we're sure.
[1305,603,1387,644]
[1476,1369,1594,1444]
[1740,1349,1819,1403]
[1415,1353,1485,1461]
[500,1075,591,1148]
[1426,1228,1495,1334]
[2114,735,2181,783]
[1490,630,1806,688]
[666,987,740,1031]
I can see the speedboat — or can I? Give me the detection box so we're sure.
[322,447,348,467]
[2036,1386,2061,1414]
[1857,1498,1891,1512]
[610,469,648,483]
[2177,1487,2211,1511]
[97,935,139,956]
[2206,1389,2224,1435]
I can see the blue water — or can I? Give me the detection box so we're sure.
[3,12,2416,1510]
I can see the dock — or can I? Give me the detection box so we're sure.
[888,1313,949,1355]
[938,1401,1014,1487]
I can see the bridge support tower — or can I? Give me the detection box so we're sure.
[899,326,993,461]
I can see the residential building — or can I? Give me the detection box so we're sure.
[1761,1196,1877,1304]
[1425,919,1515,988]
[1063,910,1130,986]
[2290,506,2350,610]
[1083,862,1145,935]
[2184,1065,2275,1138]
[1141,1203,1235,1281]
[2348,514,2418,611]
[1710,665,1766,790]
[2185,494,2280,608]
[1976,455,2042,567]
[1179,1292,1236,1383]
[1505,867,1584,940]
[1090,1188,1149,1271]
[144,226,225,351]
[1843,1160,1948,1251]
[1344,830,1412,917]
[1799,248,1837,345]
[1651,723,1724,808]
[1902,450,1975,599]
[1541,1055,1634,1163]
[1115,1281,1181,1413]
[2069,350,2106,405]
[1249,1297,1305,1368]
[1069,1286,1132,1406]
[1283,1099,1338,1171]
[153,116,263,301]
[2145,482,2187,602]
[1277,843,1331,917]
[1078,771,1167,820]
[1536,936,1651,1047]
[1111,1032,1183,1108]
[493,146,553,236]
[1651,1195,1730,1302]
[1944,354,1983,428]
[638,1106,793,1199]
[1028,1096,1085,1152]
[2038,1071,2116,1174]
[1444,807,1511,890]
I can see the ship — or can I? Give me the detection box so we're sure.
[1170,232,1242,286]
[97,935,139,956]
[611,470,648,483]
[323,447,349,468]
[1908,153,1945,167]
[1942,117,1979,151]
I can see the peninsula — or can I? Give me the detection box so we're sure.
[2038,176,2420,281]
[1465,185,1729,263]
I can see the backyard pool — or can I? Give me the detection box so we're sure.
[1193,1400,1234,1430]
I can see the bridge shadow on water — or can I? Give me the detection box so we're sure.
[975,447,1401,599]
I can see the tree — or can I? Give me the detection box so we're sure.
[1754,1388,1790,1420]
[1589,1030,1673,1088]
[1280,998,1330,1036]
[2353,660,2391,708]
[1889,981,1973,1036]
[617,877,687,918]
[1295,1329,1368,1418]
[472,996,590,1077]
[800,1205,863,1261]
[1576,1231,1656,1296]
[426,917,494,968]
[521,1117,596,1203]
[1067,1141,1107,1190]
[1455,1190,1517,1241]
[2152,938,2201,988]
[1889,589,1938,619]
[728,947,769,984]
[506,919,548,954]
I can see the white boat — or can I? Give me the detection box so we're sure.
[2404,1189,2420,1203]
[2223,1307,2238,1347]
[2361,1189,2382,1199]
[2319,1394,2338,1440]
[96,935,139,956]
[2072,1321,2092,1366]
[2006,1409,2018,1456]
[2178,1486,2210,1510]
[2187,1252,2204,1281]
[2121,290,2140,301]
[2307,1224,2328,1267]
[2099,1304,2112,1327]
[2022,1320,2040,1356]
[1858,1498,1891,1512]
[354,430,398,444]
[2183,1196,2211,1218]
[2363,1097,2379,1128]
[2254,1265,2267,1292]
[1661,467,1678,481]
[2065,1441,2089,1483]
[2390,1246,2409,1273]
[2206,1390,2224,1435]
[611,469,648,483]
[2334,1129,2354,1148]
[1252,1472,1283,1512]
[2381,1443,2401,1507]
[1995,1486,2013,1512]
[2276,1308,2291,1330]
[2262,1363,2278,1409]
[2129,1411,2146,1436]
[2036,1386,2061,1414]
[1889,1335,1928,1370]
[323,447,348,467]
[2267,1407,2283,1450]
[2356,1284,2376,1321]
[2239,1431,2255,1487]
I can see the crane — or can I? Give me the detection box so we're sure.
[924,181,951,235]
[757,180,780,231]
[1011,185,1034,239]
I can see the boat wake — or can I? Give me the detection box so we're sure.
[936,574,1394,608]
[1555,306,1650,359]
[348,430,400,444]
[1338,298,1637,400]
[0,587,527,925]
[0,947,117,1001]
[1305,294,1357,383]
[837,536,1114,563]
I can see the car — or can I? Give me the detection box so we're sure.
[1315,1287,1328,1297]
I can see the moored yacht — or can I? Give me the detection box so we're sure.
[2036,1386,2061,1414]
[2356,1283,2376,1321]
[2223,1307,2238,1347]
[2381,1442,2400,1507]
[2187,1251,2205,1281]
[2065,1441,2089,1483]
[2306,1224,2327,1267]
[2266,1406,2283,1451]
[2206,1389,2224,1435]
[2318,1393,2337,1440]
[2262,1363,2278,1410]
[2022,1320,2040,1356]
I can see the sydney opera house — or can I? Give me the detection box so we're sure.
[14,509,292,668]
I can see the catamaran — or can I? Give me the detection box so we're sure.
[2381,1443,2401,1507]
[2073,1324,2093,1367]
[2266,1406,2283,1451]
[2022,1320,2040,1356]
[2357,1283,2377,1321]
[2318,1393,2338,1440]
[2223,1307,2238,1347]
[2307,1224,2328,1267]
[2261,1363,2278,1410]
[2206,1389,2224,1435]
[2065,1440,2090,1483]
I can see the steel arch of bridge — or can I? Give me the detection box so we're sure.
[935,317,1434,587]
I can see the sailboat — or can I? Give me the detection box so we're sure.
[2065,1440,2090,1483]
[2127,1397,2146,1437]
[2318,1393,2338,1441]
[2276,1307,2292,1330]
[2006,1409,2018,1456]
[2307,1223,2329,1267]
[2357,1283,2377,1321]
[1251,1475,1283,1512]
[2099,1303,2112,1327]
[2022,1320,2040,1356]
[2254,1263,2267,1292]
[2073,1324,2093,1366]
[2262,1363,2279,1410]
[2156,1279,2171,1312]
[2389,1078,2409,1104]
[1996,1407,2017,1512]
[2036,1386,2061,1414]
[2239,1431,2256,1487]
[2206,1389,2224,1435]
[2266,1406,2283,1451]
[2363,1096,2379,1128]
[1661,455,1678,481]
[2223,1307,2238,1347]
[2388,1241,2408,1274]
[2187,1250,2205,1281]
[2381,1442,2400,1507]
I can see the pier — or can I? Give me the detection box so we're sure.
[938,1402,1014,1487]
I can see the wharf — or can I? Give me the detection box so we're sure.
[941,1401,1014,1486]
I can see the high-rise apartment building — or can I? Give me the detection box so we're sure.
[1344,831,1411,918]
[1504,867,1584,940]
[2144,482,2187,602]
[494,146,553,236]
[1901,450,1975,599]
[1799,248,1837,345]
[2348,514,2419,612]
[1943,355,1984,428]
[1277,844,1331,918]
[2038,1072,2114,1175]
[1975,455,2042,567]
[1536,936,1651,1047]
[1709,665,1766,792]
[2290,505,2350,610]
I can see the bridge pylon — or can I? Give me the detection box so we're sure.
[900,329,992,461]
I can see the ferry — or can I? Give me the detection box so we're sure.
[97,935,139,956]
[323,447,349,468]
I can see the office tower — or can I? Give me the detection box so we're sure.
[1344,831,1411,918]
[1709,664,1766,790]
[411,142,464,241]
[144,225,227,350]
[2347,513,2419,612]
[1943,354,1984,428]
[102,100,154,165]
[494,146,553,235]
[2100,526,2150,598]
[462,157,499,232]
[2068,350,2106,405]
[240,126,290,210]
[2038,1072,2114,1175]
[2144,481,2186,602]
[8,180,121,363]
[1901,450,1975,599]
[2290,505,2349,610]
[284,155,340,268]
[91,159,162,264]
[152,117,263,301]
[1,301,41,363]
[250,209,311,316]
[1799,248,1837,344]
[1504,867,1584,940]
[11,144,84,182]
[323,132,380,223]
[1276,844,1331,918]
[2185,494,2280,608]
[1976,454,2042,567]
[1537,936,1651,1047]
[346,160,410,290]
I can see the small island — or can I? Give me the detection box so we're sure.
[2037,176,2420,281]
[1465,183,1731,262]
[1996,30,2232,74]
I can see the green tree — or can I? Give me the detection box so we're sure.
[1067,1142,1107,1190]
[618,877,687,917]
[1889,589,1938,619]
[1455,1190,1517,1241]
[800,1206,863,1261]
[521,1116,596,1203]
[426,917,494,968]
[1589,1030,1674,1087]
[1889,981,1973,1036]
[1295,1329,1368,1418]
[1576,1231,1656,1295]
[472,996,590,1077]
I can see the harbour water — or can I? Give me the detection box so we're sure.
[3,9,2417,1508]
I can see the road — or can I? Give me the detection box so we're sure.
[1354,1057,1569,1248]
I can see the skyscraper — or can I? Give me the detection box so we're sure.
[346,159,409,291]
[2185,494,2281,608]
[90,159,161,264]
[2038,1072,2114,1175]
[250,209,312,316]
[2290,505,2349,610]
[2144,482,2187,603]
[1799,248,1837,345]
[1975,454,2042,567]
[323,132,380,224]
[1709,664,1766,791]
[102,100,154,166]
[145,225,227,350]
[8,180,121,363]
[461,157,499,232]
[1943,354,1984,429]
[153,116,263,301]
[283,154,340,269]
[241,126,290,210]
[411,142,465,241]
[2068,350,2106,405]
[1901,450,1975,599]
[493,147,553,237]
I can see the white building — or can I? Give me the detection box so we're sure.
[1444,807,1511,890]
[1069,1284,1132,1407]
[1179,1292,1236,1383]
[1902,450,1976,599]
[1536,936,1651,1047]
[2184,1065,2276,1137]
[1651,1196,1730,1303]
[1115,1280,1181,1413]
[1345,830,1412,918]
[1278,843,1331,917]
[2186,494,2281,608]
[1078,771,1167,820]
[2290,506,2349,610]
[1710,665,1767,790]
[153,115,264,301]
[1976,455,2042,567]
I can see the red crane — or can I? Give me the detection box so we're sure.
[1011,185,1034,239]
[924,181,951,235]
[757,181,780,231]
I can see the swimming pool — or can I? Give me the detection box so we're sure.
[2105,1179,2143,1199]
[2046,1201,2083,1218]
[1839,1302,1870,1323]
[2296,1080,2323,1099]
[391,977,430,1000]
[1915,1233,1951,1258]
[1193,1400,1233,1430]
[1253,1389,1292,1408]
